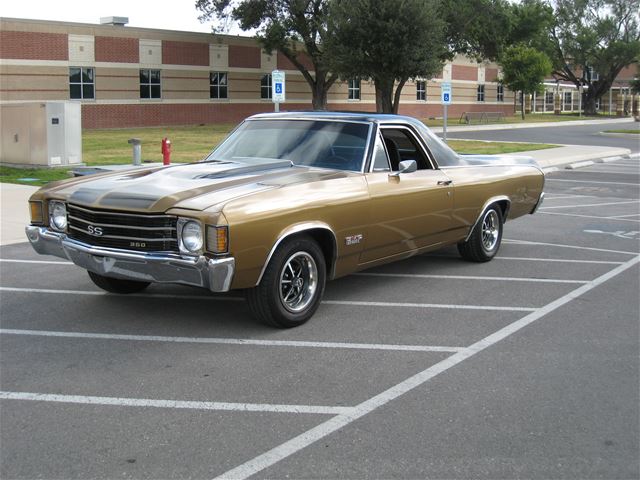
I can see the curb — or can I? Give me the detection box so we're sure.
[565,160,595,170]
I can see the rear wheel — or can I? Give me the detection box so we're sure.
[457,205,503,262]
[246,236,326,328]
[88,271,151,294]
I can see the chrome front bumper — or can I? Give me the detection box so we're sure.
[25,226,235,292]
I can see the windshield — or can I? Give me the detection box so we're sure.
[206,119,371,172]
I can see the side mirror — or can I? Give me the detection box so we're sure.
[389,160,417,178]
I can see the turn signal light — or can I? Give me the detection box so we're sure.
[206,225,229,254]
[29,201,44,224]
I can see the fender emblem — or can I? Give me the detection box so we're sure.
[345,234,363,246]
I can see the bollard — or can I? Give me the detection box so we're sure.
[161,137,172,165]
[128,138,142,165]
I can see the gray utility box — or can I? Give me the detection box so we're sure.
[0,102,82,167]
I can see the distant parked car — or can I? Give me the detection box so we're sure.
[26,112,545,327]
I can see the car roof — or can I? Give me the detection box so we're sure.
[247,111,421,125]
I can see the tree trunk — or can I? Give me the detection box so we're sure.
[311,80,328,111]
[583,89,599,116]
[375,79,394,113]
[391,78,407,114]
[521,92,525,120]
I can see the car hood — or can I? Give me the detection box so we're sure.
[48,160,350,212]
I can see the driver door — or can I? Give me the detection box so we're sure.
[359,127,454,265]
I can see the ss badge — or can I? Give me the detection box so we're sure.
[87,225,103,237]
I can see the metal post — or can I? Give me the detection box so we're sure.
[443,104,448,143]
[274,101,279,113]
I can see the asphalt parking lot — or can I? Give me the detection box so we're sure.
[1,156,639,479]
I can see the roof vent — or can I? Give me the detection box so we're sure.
[100,16,129,26]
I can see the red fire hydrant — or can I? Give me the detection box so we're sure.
[161,137,172,165]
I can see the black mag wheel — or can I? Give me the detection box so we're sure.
[87,270,151,294]
[457,205,503,262]
[246,236,326,328]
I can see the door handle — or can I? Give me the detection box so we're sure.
[437,180,452,186]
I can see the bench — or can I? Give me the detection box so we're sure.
[459,111,505,124]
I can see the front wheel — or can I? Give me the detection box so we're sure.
[88,271,151,294]
[246,236,326,328]
[457,205,503,262]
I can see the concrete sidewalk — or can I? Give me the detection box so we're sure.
[430,116,633,134]
[0,144,633,247]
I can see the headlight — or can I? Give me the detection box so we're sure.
[48,201,67,231]
[179,220,203,253]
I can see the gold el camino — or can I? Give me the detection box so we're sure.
[26,112,545,327]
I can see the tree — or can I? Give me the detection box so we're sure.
[325,0,446,113]
[499,44,552,119]
[196,0,337,110]
[547,0,640,115]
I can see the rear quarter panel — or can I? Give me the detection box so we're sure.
[441,164,544,230]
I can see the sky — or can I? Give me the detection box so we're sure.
[0,0,247,35]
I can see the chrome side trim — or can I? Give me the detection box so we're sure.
[256,222,337,286]
[25,226,234,292]
[464,196,511,243]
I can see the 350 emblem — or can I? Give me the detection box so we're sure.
[87,225,103,236]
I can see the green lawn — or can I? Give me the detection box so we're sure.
[0,122,555,186]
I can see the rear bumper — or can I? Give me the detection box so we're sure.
[530,192,545,214]
[25,226,235,292]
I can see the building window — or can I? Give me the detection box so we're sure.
[587,67,599,82]
[210,72,228,99]
[69,67,94,100]
[140,69,161,99]
[416,81,426,101]
[545,91,554,105]
[348,79,361,100]
[477,84,485,102]
[563,91,572,110]
[261,74,272,99]
[496,84,504,102]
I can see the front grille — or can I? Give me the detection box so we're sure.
[66,204,178,253]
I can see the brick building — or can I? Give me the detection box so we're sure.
[0,16,517,129]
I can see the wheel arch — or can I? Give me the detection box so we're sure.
[464,196,510,243]
[256,222,337,286]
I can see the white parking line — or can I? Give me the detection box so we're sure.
[354,273,587,284]
[540,200,639,210]
[609,214,640,218]
[539,212,640,223]
[0,391,353,415]
[503,239,638,255]
[214,255,640,480]
[0,287,537,312]
[427,254,624,265]
[545,178,639,186]
[0,328,464,353]
[0,259,72,265]
[494,257,623,265]
[543,195,596,200]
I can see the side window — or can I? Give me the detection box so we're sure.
[372,133,390,172]
[380,128,432,170]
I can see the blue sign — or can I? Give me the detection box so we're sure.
[272,70,286,102]
[441,82,452,105]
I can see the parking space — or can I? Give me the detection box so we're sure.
[1,156,638,479]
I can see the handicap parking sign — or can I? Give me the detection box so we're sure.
[272,70,286,102]
[443,93,450,102]
[275,83,283,94]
